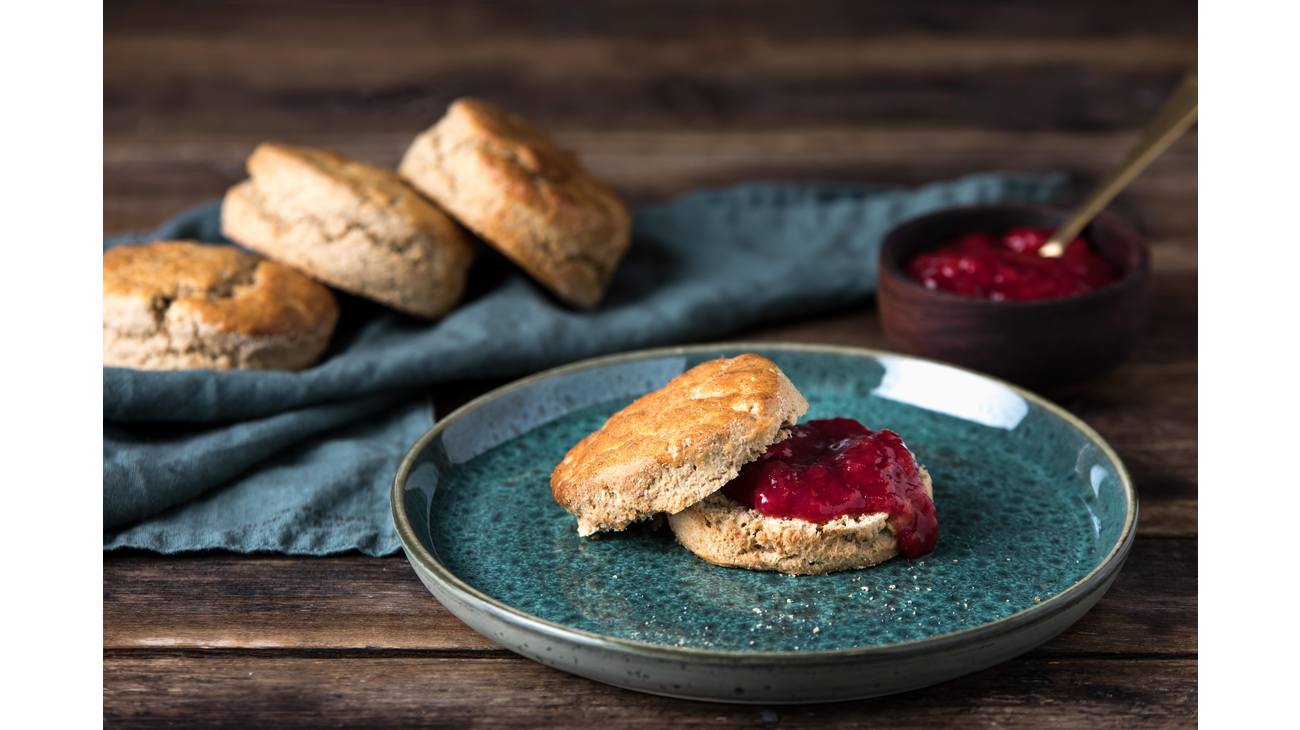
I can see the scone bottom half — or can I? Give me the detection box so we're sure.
[668,465,935,576]
[550,354,809,537]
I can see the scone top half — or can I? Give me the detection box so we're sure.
[551,354,808,536]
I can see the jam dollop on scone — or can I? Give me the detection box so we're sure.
[551,354,939,575]
[720,419,937,558]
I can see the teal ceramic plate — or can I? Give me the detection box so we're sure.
[393,343,1136,703]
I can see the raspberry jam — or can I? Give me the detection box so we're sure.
[906,226,1121,301]
[722,418,938,558]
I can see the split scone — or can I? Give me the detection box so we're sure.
[551,355,939,574]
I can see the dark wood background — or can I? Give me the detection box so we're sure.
[104,1,1197,726]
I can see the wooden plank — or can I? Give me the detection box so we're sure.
[100,129,1199,194]
[105,0,1196,40]
[103,538,1193,653]
[104,0,1195,138]
[105,35,1194,82]
[104,61,1192,135]
[101,128,1196,239]
[103,554,494,652]
[102,651,1196,729]
[104,0,1195,103]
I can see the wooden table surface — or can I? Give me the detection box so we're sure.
[104,2,1197,726]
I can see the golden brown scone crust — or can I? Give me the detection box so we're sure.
[551,354,808,535]
[103,241,338,370]
[221,142,476,319]
[398,98,630,309]
[668,469,934,575]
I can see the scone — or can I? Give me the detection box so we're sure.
[668,469,935,576]
[551,356,940,574]
[551,354,808,536]
[103,241,338,371]
[399,98,630,309]
[221,142,476,319]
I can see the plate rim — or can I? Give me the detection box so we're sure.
[391,341,1138,664]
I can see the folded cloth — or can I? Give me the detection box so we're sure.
[104,173,1068,555]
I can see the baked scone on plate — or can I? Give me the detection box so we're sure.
[221,142,476,320]
[551,355,939,575]
[103,241,338,371]
[551,354,808,536]
[399,98,631,309]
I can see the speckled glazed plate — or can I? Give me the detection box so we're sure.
[392,343,1136,703]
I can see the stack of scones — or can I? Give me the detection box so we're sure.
[103,99,631,371]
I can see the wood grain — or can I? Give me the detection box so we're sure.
[104,128,1197,237]
[104,0,1196,725]
[106,0,1195,38]
[103,0,1194,132]
[103,653,1196,729]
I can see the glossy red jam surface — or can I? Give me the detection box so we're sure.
[722,418,938,558]
[906,226,1121,301]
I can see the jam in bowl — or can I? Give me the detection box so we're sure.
[878,205,1150,387]
[907,226,1121,301]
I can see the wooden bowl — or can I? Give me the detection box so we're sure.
[878,205,1150,387]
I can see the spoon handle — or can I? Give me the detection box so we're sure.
[1042,71,1198,256]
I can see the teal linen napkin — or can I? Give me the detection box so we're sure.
[104,173,1068,555]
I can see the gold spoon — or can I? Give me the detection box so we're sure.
[1039,71,1198,257]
